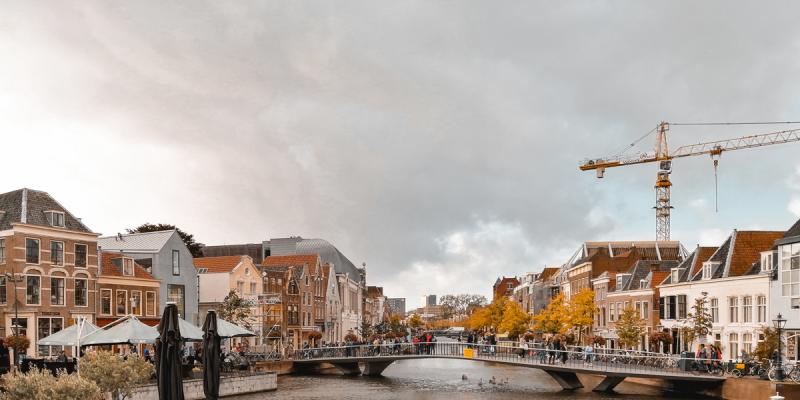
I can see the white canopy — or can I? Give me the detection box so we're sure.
[179,318,204,342]
[215,318,256,338]
[37,320,100,346]
[82,315,159,346]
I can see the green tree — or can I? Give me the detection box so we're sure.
[533,292,568,335]
[754,325,781,363]
[567,289,596,344]
[217,290,254,329]
[80,351,153,400]
[440,294,489,319]
[126,223,203,257]
[682,293,713,346]
[498,300,531,339]
[616,306,645,349]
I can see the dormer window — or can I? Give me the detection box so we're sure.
[123,258,134,276]
[45,211,65,228]
[702,262,719,280]
[671,268,680,283]
[640,279,648,288]
[761,251,774,273]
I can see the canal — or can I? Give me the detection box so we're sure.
[234,358,713,399]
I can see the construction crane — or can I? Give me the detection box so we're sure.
[579,121,800,241]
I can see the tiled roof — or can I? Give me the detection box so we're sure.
[619,260,679,291]
[650,271,669,288]
[262,254,319,272]
[101,253,157,280]
[726,231,784,277]
[193,256,246,274]
[99,230,176,253]
[0,188,93,232]
[538,267,559,281]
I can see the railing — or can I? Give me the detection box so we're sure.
[286,342,726,378]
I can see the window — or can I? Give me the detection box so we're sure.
[742,296,752,323]
[671,268,679,283]
[306,276,310,286]
[757,296,767,323]
[123,258,134,276]
[26,238,40,264]
[74,244,87,268]
[168,285,185,318]
[37,317,63,357]
[642,301,649,319]
[146,291,156,316]
[0,277,5,304]
[74,278,88,307]
[132,291,142,315]
[50,277,65,306]
[0,238,5,264]
[610,302,616,322]
[780,243,800,296]
[743,333,753,355]
[729,296,739,323]
[237,281,244,293]
[729,333,739,360]
[26,276,40,304]
[762,252,774,273]
[172,250,180,275]
[116,290,127,315]
[45,211,65,228]
[702,263,712,280]
[245,268,250,276]
[635,301,641,315]
[250,282,257,294]
[50,241,64,265]
[677,295,687,319]
[710,298,719,323]
[101,289,112,315]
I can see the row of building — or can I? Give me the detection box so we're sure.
[498,216,800,362]
[0,188,393,358]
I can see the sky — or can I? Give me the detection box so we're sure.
[2,2,800,309]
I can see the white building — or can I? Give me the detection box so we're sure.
[657,230,783,359]
[767,218,800,361]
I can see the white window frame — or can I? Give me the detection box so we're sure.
[116,289,128,316]
[122,258,134,276]
[26,275,41,306]
[146,291,157,316]
[172,250,180,276]
[781,243,800,297]
[45,210,66,228]
[729,296,739,323]
[74,277,89,308]
[74,243,88,268]
[757,295,767,323]
[0,238,5,264]
[742,296,752,323]
[100,289,113,315]
[50,240,64,266]
[50,276,65,306]
[710,298,719,323]
[131,290,143,316]
[25,237,40,265]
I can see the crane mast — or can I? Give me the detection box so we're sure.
[580,121,800,241]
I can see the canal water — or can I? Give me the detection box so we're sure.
[234,358,712,399]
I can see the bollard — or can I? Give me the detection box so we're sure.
[769,392,784,400]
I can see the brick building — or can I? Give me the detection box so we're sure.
[493,276,519,300]
[97,253,160,327]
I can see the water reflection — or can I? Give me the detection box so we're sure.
[235,358,713,399]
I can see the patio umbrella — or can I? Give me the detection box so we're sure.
[202,310,221,400]
[81,316,158,346]
[215,318,256,338]
[156,303,184,400]
[38,320,100,346]
[179,318,204,342]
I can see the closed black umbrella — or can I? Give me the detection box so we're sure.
[202,310,221,400]
[156,303,184,400]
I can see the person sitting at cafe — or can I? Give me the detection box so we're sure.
[56,350,68,363]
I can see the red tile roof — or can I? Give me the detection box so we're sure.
[193,256,246,273]
[539,267,559,281]
[691,247,719,276]
[729,231,785,277]
[261,254,319,269]
[101,253,157,281]
[650,271,669,289]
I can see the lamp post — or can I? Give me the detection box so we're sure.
[773,313,787,381]
[5,268,20,368]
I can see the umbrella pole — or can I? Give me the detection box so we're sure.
[76,316,83,377]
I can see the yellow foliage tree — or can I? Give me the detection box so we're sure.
[616,306,645,349]
[465,296,511,332]
[533,292,568,334]
[567,288,596,344]
[408,313,423,330]
[498,300,531,339]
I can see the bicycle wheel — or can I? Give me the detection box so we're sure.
[789,367,800,383]
[768,367,777,381]
[731,369,742,378]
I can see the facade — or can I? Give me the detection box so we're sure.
[386,297,406,316]
[493,277,519,300]
[97,253,160,327]
[0,188,99,358]
[420,294,437,307]
[364,286,387,327]
[513,273,536,314]
[531,267,560,315]
[658,231,782,357]
[322,264,341,343]
[767,218,800,361]
[98,230,199,324]
[194,255,263,347]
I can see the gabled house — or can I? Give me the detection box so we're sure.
[768,217,800,362]
[194,255,263,347]
[98,230,199,324]
[98,253,160,327]
[493,276,519,300]
[658,230,783,357]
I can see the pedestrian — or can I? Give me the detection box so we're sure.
[583,342,594,366]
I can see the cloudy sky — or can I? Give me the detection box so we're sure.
[3,2,800,308]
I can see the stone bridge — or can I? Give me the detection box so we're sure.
[291,343,725,393]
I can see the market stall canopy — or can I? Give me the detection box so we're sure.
[179,318,204,342]
[215,318,256,338]
[82,315,159,346]
[37,320,100,346]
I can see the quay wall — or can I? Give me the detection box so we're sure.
[123,372,277,400]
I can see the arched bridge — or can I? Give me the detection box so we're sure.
[292,342,725,393]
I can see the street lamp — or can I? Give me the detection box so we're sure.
[4,269,21,368]
[773,313,787,381]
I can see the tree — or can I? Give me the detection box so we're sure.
[567,289,595,344]
[649,331,673,353]
[408,314,423,330]
[616,306,645,349]
[80,351,153,400]
[440,294,489,319]
[217,290,254,329]
[0,369,103,400]
[532,293,568,335]
[126,223,203,257]
[754,325,781,364]
[682,293,713,346]
[498,300,531,340]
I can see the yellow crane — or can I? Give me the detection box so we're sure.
[579,121,800,241]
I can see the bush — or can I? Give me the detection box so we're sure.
[0,368,102,400]
[80,351,153,400]
[6,335,30,355]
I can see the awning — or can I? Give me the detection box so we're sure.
[215,318,256,338]
[82,315,159,346]
[179,318,204,342]
[38,320,100,346]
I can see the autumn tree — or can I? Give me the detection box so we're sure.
[754,325,781,363]
[217,290,254,329]
[681,293,713,346]
[498,300,531,340]
[567,289,596,344]
[408,314,423,330]
[126,223,204,257]
[616,306,645,349]
[533,292,568,335]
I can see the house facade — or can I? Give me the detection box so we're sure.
[767,218,800,361]
[0,188,99,358]
[99,230,199,324]
[493,276,519,300]
[97,253,160,327]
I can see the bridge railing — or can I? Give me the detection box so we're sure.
[289,342,721,377]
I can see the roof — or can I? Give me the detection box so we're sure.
[99,230,176,253]
[101,253,157,281]
[538,267,559,282]
[201,243,264,263]
[617,260,679,291]
[725,231,784,277]
[777,217,800,245]
[661,246,718,285]
[193,256,247,274]
[294,238,361,277]
[262,254,320,273]
[0,188,93,233]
